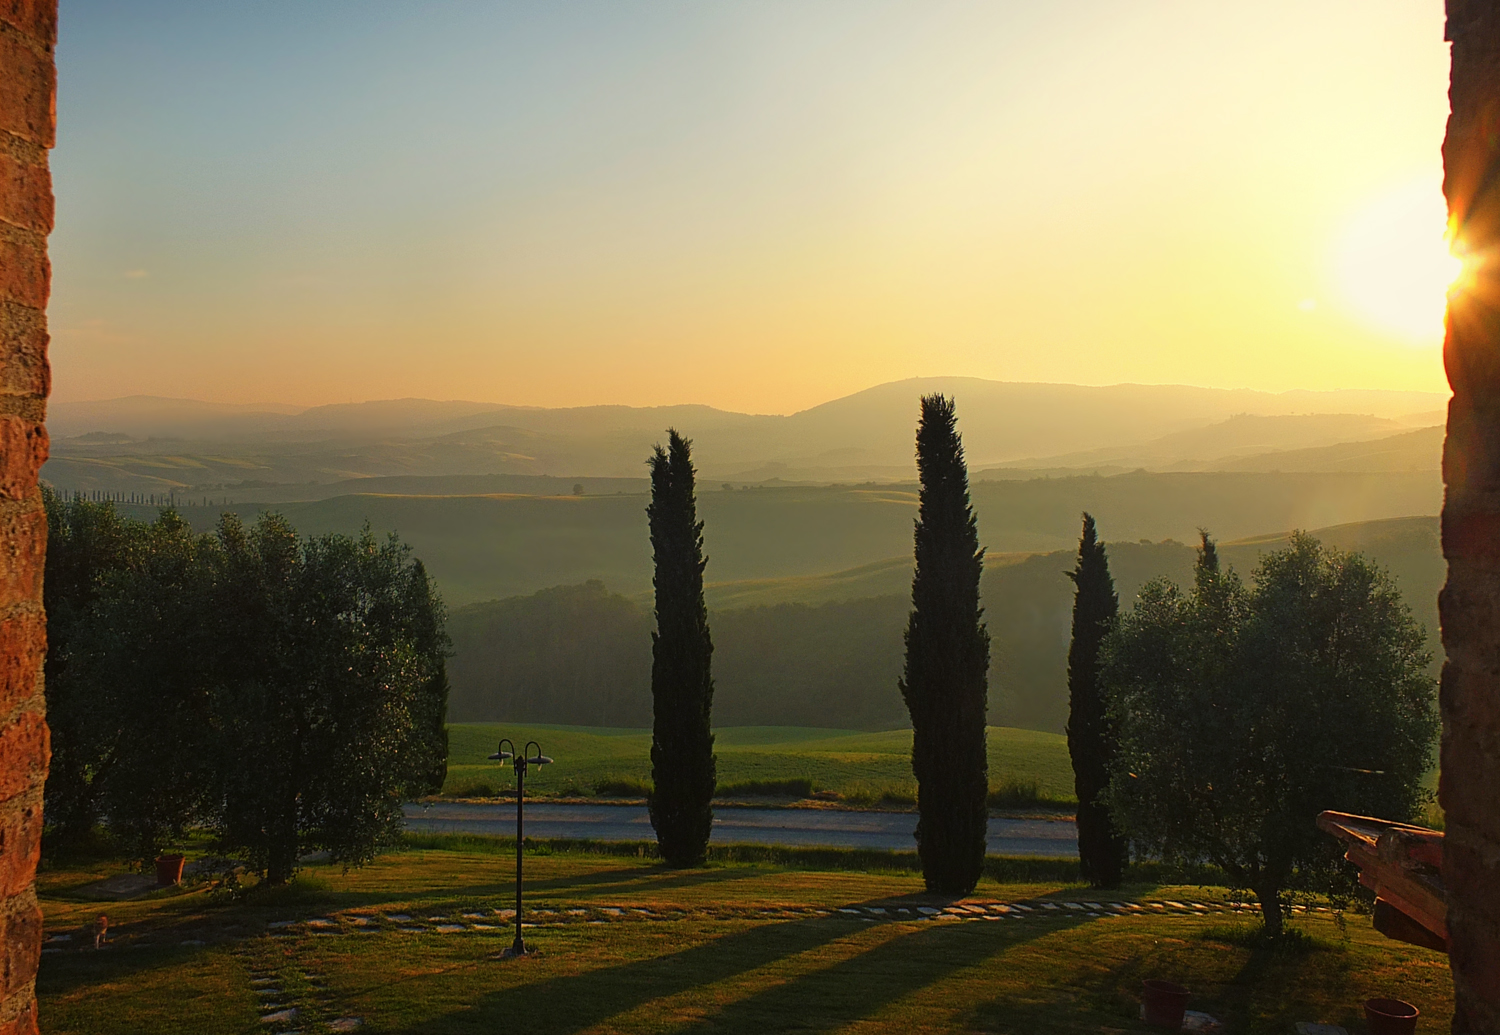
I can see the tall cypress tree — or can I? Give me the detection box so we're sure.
[646,430,717,867]
[901,394,990,895]
[1065,513,1127,887]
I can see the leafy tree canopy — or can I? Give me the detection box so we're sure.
[1102,532,1437,935]
[41,492,449,878]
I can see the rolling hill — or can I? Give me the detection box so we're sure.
[443,515,1442,735]
[45,378,1446,493]
[129,470,1440,605]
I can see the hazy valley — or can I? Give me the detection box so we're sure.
[47,377,1449,741]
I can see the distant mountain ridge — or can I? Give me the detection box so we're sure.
[44,378,1448,494]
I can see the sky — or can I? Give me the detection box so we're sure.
[49,1,1454,413]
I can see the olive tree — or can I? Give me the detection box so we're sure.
[1102,533,1437,936]
[210,514,450,883]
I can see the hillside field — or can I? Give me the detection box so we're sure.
[440,723,1077,804]
[444,516,1442,734]
[131,470,1440,605]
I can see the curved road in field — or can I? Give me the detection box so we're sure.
[403,802,1078,857]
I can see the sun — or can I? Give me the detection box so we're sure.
[1334,178,1462,344]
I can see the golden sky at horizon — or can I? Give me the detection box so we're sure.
[50,1,1454,414]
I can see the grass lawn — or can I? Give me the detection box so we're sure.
[442,723,1076,804]
[37,840,1451,1035]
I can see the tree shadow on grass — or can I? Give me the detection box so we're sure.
[669,916,1090,1035]
[960,918,1355,1035]
[37,938,244,1001]
[388,907,1088,1035]
[329,864,771,923]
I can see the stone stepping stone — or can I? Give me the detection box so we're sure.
[261,1008,297,1024]
[434,924,466,933]
[267,921,296,930]
[328,1020,363,1032]
[1062,903,1085,911]
[1083,902,1103,909]
[306,919,337,929]
[461,913,487,920]
[386,914,412,922]
[837,908,861,915]
[256,988,282,998]
[601,908,622,916]
[472,923,498,930]
[250,978,278,987]
[916,907,939,915]
[566,909,586,916]
[397,927,425,934]
[1040,903,1060,911]
[864,907,886,914]
[1163,901,1187,909]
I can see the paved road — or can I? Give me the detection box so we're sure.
[403,802,1078,857]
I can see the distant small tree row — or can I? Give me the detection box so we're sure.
[43,490,450,882]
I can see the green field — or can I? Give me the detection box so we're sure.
[36,839,1453,1034]
[441,723,1075,805]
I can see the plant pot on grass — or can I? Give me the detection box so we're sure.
[1365,998,1419,1035]
[154,854,186,886]
[1141,979,1190,1030]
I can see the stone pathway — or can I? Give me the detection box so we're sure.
[234,941,361,1035]
[42,897,1325,957]
[245,897,1315,938]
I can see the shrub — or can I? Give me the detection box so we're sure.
[715,778,813,798]
[594,776,652,798]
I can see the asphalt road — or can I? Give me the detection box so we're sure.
[403,801,1078,857]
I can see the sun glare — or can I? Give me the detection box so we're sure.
[1334,178,1461,344]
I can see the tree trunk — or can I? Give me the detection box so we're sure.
[1255,884,1283,939]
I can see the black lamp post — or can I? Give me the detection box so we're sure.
[488,738,552,956]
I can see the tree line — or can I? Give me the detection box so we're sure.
[643,396,991,888]
[43,489,449,882]
[1064,517,1437,934]
[644,395,1438,922]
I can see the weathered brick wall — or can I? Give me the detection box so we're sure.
[0,2,52,1034]
[1443,3,1500,1032]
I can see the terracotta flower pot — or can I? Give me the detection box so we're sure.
[154,853,186,886]
[1365,998,1419,1035]
[1141,979,1190,1030]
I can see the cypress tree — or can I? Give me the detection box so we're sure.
[1065,513,1127,887]
[900,394,990,895]
[646,430,717,867]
